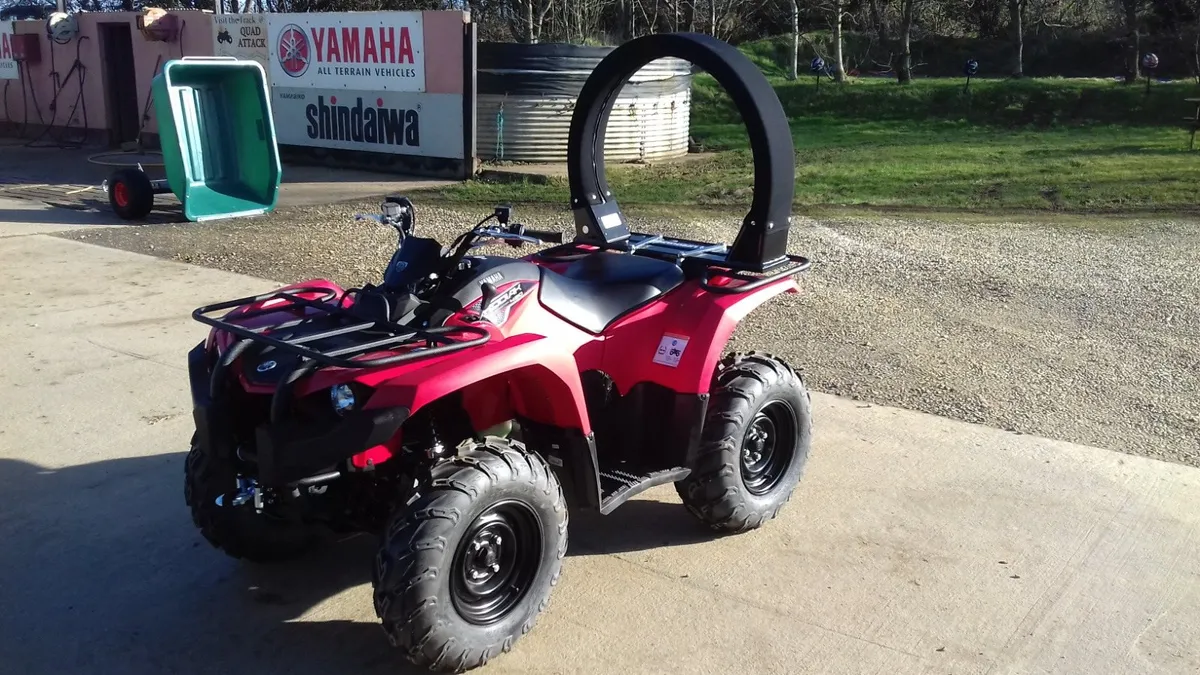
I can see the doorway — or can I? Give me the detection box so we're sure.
[99,23,140,148]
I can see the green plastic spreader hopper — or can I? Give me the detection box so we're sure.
[104,57,281,222]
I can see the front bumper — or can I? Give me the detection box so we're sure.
[253,406,409,485]
[189,342,409,486]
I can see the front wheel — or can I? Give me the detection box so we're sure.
[183,436,321,563]
[372,438,568,672]
[676,352,813,532]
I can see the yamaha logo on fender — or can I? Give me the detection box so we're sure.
[305,96,420,148]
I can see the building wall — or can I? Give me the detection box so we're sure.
[1,9,475,177]
[2,11,214,143]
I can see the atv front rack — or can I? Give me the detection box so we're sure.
[193,286,491,370]
[194,287,491,424]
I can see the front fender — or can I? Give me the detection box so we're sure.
[363,333,603,509]
[365,333,594,435]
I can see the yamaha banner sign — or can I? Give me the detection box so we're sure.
[0,22,17,81]
[267,11,426,92]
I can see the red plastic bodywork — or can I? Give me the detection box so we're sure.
[206,259,799,469]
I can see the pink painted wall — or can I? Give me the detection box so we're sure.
[422,10,465,95]
[1,11,214,140]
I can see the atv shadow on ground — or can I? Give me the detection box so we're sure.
[0,451,717,675]
[568,499,718,555]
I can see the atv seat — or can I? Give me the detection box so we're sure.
[538,252,685,334]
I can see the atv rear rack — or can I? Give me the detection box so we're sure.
[696,254,811,294]
[535,233,811,294]
[193,286,492,371]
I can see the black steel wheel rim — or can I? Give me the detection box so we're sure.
[740,400,797,496]
[450,500,544,626]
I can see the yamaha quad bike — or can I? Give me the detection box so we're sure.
[184,32,812,672]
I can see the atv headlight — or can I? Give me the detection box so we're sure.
[330,384,357,416]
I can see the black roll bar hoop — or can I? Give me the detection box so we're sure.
[566,32,796,272]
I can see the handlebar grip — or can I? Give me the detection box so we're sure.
[525,229,564,244]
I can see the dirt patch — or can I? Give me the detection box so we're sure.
[58,200,1200,467]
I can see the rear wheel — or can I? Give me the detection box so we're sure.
[107,168,154,220]
[373,438,567,672]
[183,436,320,562]
[676,352,812,532]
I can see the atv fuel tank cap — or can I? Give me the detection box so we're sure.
[566,32,795,273]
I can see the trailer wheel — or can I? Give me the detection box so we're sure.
[373,438,568,672]
[107,168,154,220]
[676,352,813,532]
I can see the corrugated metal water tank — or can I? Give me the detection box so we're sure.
[477,42,693,163]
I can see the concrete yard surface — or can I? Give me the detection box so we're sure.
[0,219,1198,675]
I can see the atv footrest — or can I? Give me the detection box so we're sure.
[598,465,691,515]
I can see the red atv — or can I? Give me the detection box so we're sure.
[184,32,812,672]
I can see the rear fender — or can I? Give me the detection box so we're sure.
[602,276,799,395]
[575,277,796,475]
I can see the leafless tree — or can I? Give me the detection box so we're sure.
[1009,0,1024,76]
[898,0,918,82]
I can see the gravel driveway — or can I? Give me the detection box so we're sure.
[61,200,1200,467]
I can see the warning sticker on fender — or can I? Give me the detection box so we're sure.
[653,333,689,368]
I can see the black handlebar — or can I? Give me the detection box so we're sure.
[525,229,564,244]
